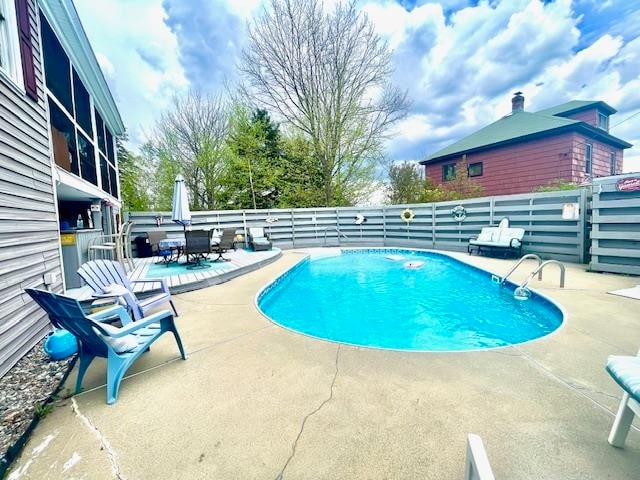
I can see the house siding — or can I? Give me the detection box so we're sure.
[571,134,622,181]
[565,109,597,127]
[425,131,625,196]
[425,133,575,196]
[0,1,62,377]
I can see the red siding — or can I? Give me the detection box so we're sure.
[565,109,597,127]
[424,132,624,196]
[571,134,623,181]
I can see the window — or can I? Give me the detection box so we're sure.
[49,101,78,175]
[100,155,110,194]
[468,162,483,177]
[73,69,93,136]
[598,112,609,131]
[95,110,106,153]
[105,128,115,162]
[610,151,617,176]
[585,143,592,175]
[77,130,97,186]
[0,0,22,86]
[108,163,118,197]
[41,17,73,113]
[442,163,456,181]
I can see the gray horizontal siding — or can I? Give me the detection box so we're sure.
[590,174,640,275]
[0,0,61,378]
[130,189,588,263]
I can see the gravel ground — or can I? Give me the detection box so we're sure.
[0,338,74,472]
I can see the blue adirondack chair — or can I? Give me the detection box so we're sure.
[25,288,187,404]
[77,260,178,321]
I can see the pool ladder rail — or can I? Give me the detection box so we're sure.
[493,254,566,300]
[323,227,349,246]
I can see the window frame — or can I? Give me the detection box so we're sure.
[442,163,456,181]
[0,0,24,89]
[468,162,483,178]
[585,142,593,175]
[610,151,617,176]
[597,112,609,131]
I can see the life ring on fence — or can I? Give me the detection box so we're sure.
[400,209,415,223]
[451,205,466,222]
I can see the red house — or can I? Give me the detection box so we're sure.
[420,93,633,196]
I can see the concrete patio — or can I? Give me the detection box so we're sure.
[7,250,640,479]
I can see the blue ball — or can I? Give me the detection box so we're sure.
[44,329,78,360]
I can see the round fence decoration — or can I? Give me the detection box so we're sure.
[400,209,415,223]
[451,205,466,222]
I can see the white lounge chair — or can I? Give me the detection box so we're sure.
[468,218,524,258]
[606,351,640,447]
[464,434,495,480]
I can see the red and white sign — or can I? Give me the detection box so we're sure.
[616,177,640,192]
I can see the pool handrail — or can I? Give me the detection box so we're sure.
[500,253,543,285]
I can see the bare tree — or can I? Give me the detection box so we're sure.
[240,0,409,206]
[148,91,230,210]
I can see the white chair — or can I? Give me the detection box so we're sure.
[464,434,495,480]
[606,351,640,447]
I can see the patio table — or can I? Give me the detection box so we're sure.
[158,234,223,265]
[158,238,185,264]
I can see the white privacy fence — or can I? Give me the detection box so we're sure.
[129,189,589,263]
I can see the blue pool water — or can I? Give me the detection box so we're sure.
[257,250,563,351]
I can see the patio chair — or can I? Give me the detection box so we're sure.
[77,259,179,321]
[464,434,495,480]
[147,230,172,262]
[25,288,186,405]
[248,227,272,251]
[211,228,236,261]
[184,229,211,269]
[468,217,524,258]
[606,351,640,447]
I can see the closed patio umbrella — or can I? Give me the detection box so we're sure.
[171,174,191,230]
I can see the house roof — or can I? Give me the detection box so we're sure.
[535,100,617,117]
[421,104,631,164]
[39,0,124,135]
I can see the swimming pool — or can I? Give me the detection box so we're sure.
[257,249,564,351]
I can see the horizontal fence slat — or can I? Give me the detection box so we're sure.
[589,175,640,274]
[130,189,589,264]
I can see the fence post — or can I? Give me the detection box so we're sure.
[431,203,436,249]
[489,197,494,225]
[242,211,248,248]
[383,207,386,246]
[290,209,295,248]
[578,188,588,264]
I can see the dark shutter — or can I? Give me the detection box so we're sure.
[14,0,38,100]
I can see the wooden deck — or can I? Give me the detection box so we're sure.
[128,247,282,294]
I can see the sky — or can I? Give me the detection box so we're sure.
[74,0,640,172]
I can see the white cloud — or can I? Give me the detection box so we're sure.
[362,0,639,165]
[72,0,639,170]
[74,0,188,148]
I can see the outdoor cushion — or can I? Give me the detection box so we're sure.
[102,283,131,299]
[475,227,498,243]
[496,227,524,247]
[607,355,640,403]
[92,322,139,353]
[250,227,266,237]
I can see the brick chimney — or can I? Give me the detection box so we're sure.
[512,91,524,112]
